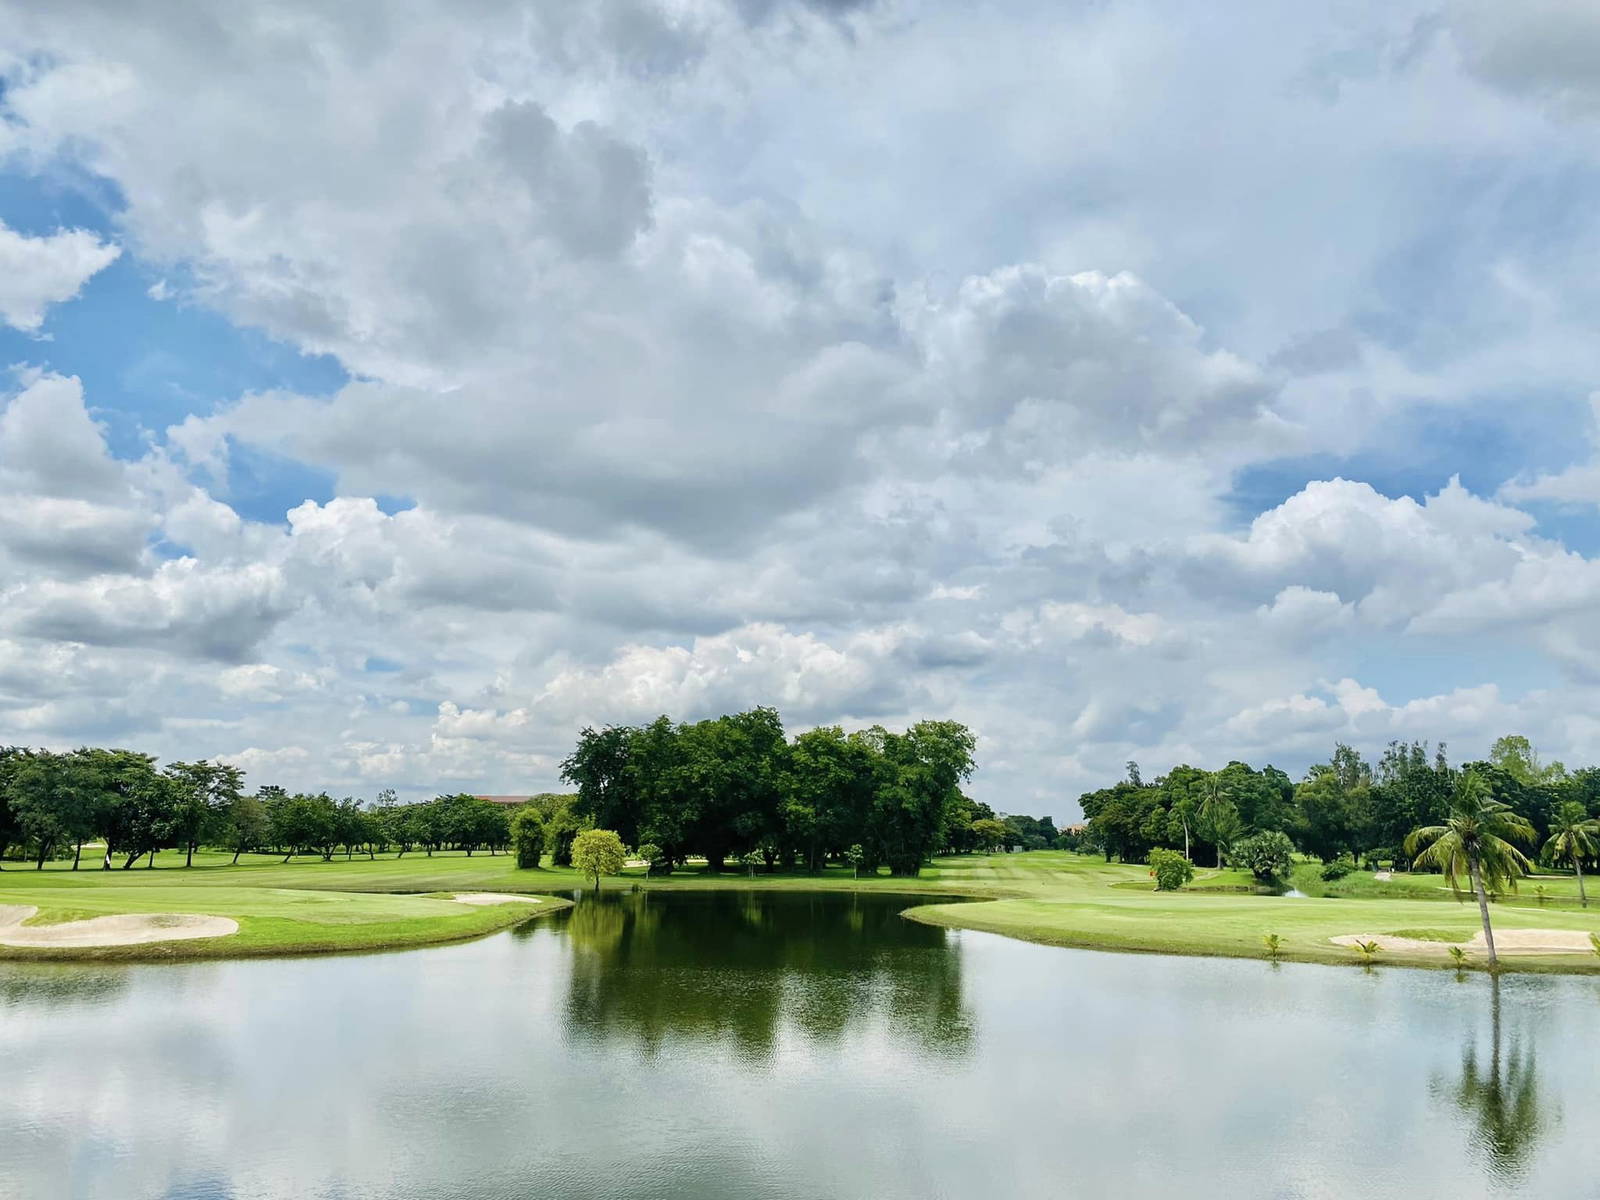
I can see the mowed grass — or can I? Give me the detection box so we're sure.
[905,853,1600,973]
[4,848,1598,971]
[0,853,564,961]
[1292,859,1598,906]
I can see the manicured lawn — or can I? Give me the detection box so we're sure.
[0,857,563,960]
[5,848,1598,971]
[907,853,1600,973]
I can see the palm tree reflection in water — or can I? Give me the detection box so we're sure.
[1435,976,1556,1186]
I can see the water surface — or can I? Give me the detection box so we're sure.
[1,890,1595,1199]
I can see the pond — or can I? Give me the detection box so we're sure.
[1,890,1595,1199]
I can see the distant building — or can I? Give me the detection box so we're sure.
[473,795,533,807]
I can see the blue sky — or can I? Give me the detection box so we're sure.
[2,0,1599,814]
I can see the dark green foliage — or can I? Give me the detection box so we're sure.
[510,806,545,869]
[1320,857,1354,881]
[1230,830,1296,882]
[559,709,975,880]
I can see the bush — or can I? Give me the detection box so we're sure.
[1148,847,1195,891]
[1320,857,1354,882]
[509,807,545,869]
[1231,830,1295,882]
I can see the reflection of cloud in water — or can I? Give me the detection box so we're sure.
[3,897,1599,1200]
[559,891,972,1062]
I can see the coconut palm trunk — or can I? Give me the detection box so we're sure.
[1469,853,1498,968]
[1576,853,1588,908]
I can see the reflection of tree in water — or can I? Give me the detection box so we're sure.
[561,891,971,1062]
[1435,977,1557,1186]
[0,966,129,1009]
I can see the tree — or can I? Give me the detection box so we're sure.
[543,794,584,867]
[1231,830,1295,882]
[571,828,626,890]
[165,760,245,867]
[1148,847,1194,891]
[1489,735,1565,786]
[865,720,976,876]
[562,725,644,847]
[510,806,546,869]
[636,842,663,877]
[845,843,864,879]
[10,750,72,869]
[971,817,1009,852]
[223,792,270,865]
[1406,770,1535,968]
[1199,795,1243,869]
[116,772,182,868]
[785,725,873,873]
[1542,801,1599,908]
[270,792,336,862]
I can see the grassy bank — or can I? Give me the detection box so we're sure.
[905,853,1600,973]
[0,857,566,961]
[4,848,1598,970]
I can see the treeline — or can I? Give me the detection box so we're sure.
[561,708,981,876]
[0,746,517,869]
[1075,735,1600,871]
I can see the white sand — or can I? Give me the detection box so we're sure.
[1331,928,1595,956]
[450,892,541,907]
[0,906,238,947]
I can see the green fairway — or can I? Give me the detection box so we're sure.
[0,856,565,960]
[5,848,1598,970]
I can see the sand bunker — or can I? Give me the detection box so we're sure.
[0,905,238,948]
[450,892,541,907]
[1331,929,1595,956]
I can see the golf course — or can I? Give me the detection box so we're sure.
[4,847,1598,971]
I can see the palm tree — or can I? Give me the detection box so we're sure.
[1199,774,1239,869]
[1542,801,1599,908]
[1405,770,1533,969]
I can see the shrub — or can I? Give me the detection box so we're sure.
[1149,847,1195,891]
[636,842,664,877]
[1231,830,1295,882]
[509,807,545,869]
[1320,857,1354,882]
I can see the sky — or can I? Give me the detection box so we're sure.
[1,0,1599,818]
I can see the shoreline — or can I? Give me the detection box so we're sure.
[3,850,1597,973]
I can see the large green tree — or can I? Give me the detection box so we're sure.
[865,720,976,877]
[164,760,245,867]
[784,725,874,872]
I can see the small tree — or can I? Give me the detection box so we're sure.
[845,843,865,879]
[571,829,626,891]
[510,806,545,869]
[737,848,760,877]
[1148,847,1195,891]
[637,842,663,878]
[1231,830,1295,882]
